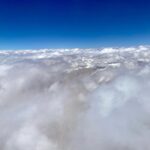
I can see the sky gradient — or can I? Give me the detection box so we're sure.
[0,0,150,49]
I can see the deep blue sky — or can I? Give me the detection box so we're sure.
[0,0,150,49]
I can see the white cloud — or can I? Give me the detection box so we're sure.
[0,46,150,149]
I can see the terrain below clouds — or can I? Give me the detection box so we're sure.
[0,46,150,150]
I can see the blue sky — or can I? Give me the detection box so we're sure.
[0,0,150,49]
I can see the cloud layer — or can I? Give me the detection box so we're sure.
[0,46,150,150]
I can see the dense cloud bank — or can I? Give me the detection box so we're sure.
[0,46,150,150]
